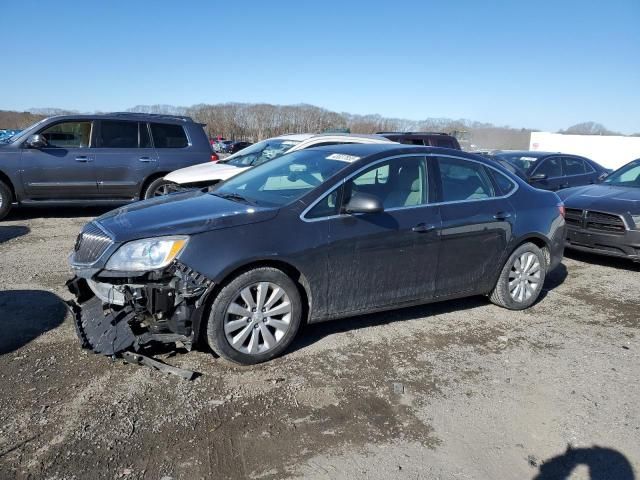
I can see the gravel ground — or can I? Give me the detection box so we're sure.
[0,207,638,480]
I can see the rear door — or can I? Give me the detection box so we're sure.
[434,156,515,297]
[20,119,98,199]
[562,156,594,188]
[92,120,158,199]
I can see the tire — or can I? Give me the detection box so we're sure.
[0,181,13,221]
[143,177,180,199]
[489,242,547,310]
[206,267,303,365]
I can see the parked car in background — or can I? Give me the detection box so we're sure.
[161,133,396,192]
[0,113,214,220]
[68,143,566,364]
[0,129,22,143]
[558,158,640,262]
[215,140,233,153]
[376,131,461,149]
[473,151,529,181]
[228,141,253,154]
[488,151,609,191]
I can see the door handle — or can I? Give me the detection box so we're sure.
[493,212,512,220]
[412,223,436,233]
[138,157,157,163]
[75,156,90,162]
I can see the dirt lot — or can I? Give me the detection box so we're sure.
[0,207,638,480]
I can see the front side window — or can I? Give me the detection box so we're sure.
[562,157,586,176]
[40,121,92,148]
[213,149,352,207]
[438,157,495,202]
[345,156,427,209]
[603,161,640,187]
[150,123,188,148]
[99,120,138,148]
[534,157,562,178]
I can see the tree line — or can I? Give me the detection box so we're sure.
[1,104,637,150]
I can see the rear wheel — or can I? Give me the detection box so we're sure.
[206,267,303,365]
[489,242,546,310]
[0,181,13,220]
[143,178,181,199]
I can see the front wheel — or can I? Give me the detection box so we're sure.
[206,267,303,365]
[489,242,547,310]
[143,178,182,199]
[0,181,13,221]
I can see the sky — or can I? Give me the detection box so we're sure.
[1,0,639,133]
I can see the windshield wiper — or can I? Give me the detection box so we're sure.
[215,192,257,205]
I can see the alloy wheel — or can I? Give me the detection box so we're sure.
[153,183,181,197]
[224,282,292,355]
[508,252,541,302]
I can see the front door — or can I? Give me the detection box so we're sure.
[20,120,97,199]
[325,155,441,315]
[434,156,515,297]
[92,120,158,199]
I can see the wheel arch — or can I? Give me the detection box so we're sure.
[193,259,313,346]
[139,172,171,199]
[0,169,17,202]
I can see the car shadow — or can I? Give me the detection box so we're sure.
[0,290,67,355]
[565,249,640,272]
[289,270,568,356]
[533,445,634,480]
[5,206,113,221]
[0,225,29,244]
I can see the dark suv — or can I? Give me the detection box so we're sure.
[0,113,213,219]
[377,131,461,149]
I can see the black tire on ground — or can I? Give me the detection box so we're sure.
[0,181,13,221]
[143,177,177,199]
[489,242,547,310]
[206,267,303,365]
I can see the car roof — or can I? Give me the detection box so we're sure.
[492,150,560,158]
[38,113,196,124]
[306,143,481,160]
[272,133,316,141]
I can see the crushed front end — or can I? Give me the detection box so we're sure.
[67,222,214,357]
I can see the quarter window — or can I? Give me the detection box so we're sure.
[490,169,517,195]
[150,123,188,148]
[99,121,138,148]
[345,156,427,209]
[40,121,91,148]
[535,157,562,178]
[306,189,341,218]
[438,157,495,201]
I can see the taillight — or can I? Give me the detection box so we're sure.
[558,203,565,218]
[211,153,219,162]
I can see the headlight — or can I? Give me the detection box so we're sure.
[105,236,189,272]
[632,215,640,229]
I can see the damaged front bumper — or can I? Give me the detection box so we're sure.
[67,262,214,357]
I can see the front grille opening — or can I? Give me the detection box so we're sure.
[74,223,113,264]
[586,212,626,234]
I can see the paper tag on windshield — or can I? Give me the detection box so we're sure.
[326,153,360,162]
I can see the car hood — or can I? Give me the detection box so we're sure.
[95,190,278,242]
[164,162,249,184]
[557,184,640,215]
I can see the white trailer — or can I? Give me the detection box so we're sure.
[530,132,640,170]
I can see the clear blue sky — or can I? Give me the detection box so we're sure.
[1,0,638,133]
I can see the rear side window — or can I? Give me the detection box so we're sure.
[438,157,495,202]
[562,157,586,175]
[150,123,188,148]
[398,137,425,145]
[433,137,456,148]
[99,121,138,148]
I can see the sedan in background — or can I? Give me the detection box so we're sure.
[68,144,566,365]
[227,141,253,154]
[558,158,640,262]
[490,151,609,191]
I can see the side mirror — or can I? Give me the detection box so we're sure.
[344,192,384,214]
[25,134,48,149]
[597,172,609,182]
[529,173,547,182]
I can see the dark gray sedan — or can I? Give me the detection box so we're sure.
[68,144,566,365]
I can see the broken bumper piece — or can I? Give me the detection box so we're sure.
[66,262,214,357]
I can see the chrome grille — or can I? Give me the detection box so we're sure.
[73,223,113,264]
[586,211,626,234]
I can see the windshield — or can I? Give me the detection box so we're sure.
[603,160,640,187]
[494,153,540,172]
[213,149,354,207]
[223,138,300,167]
